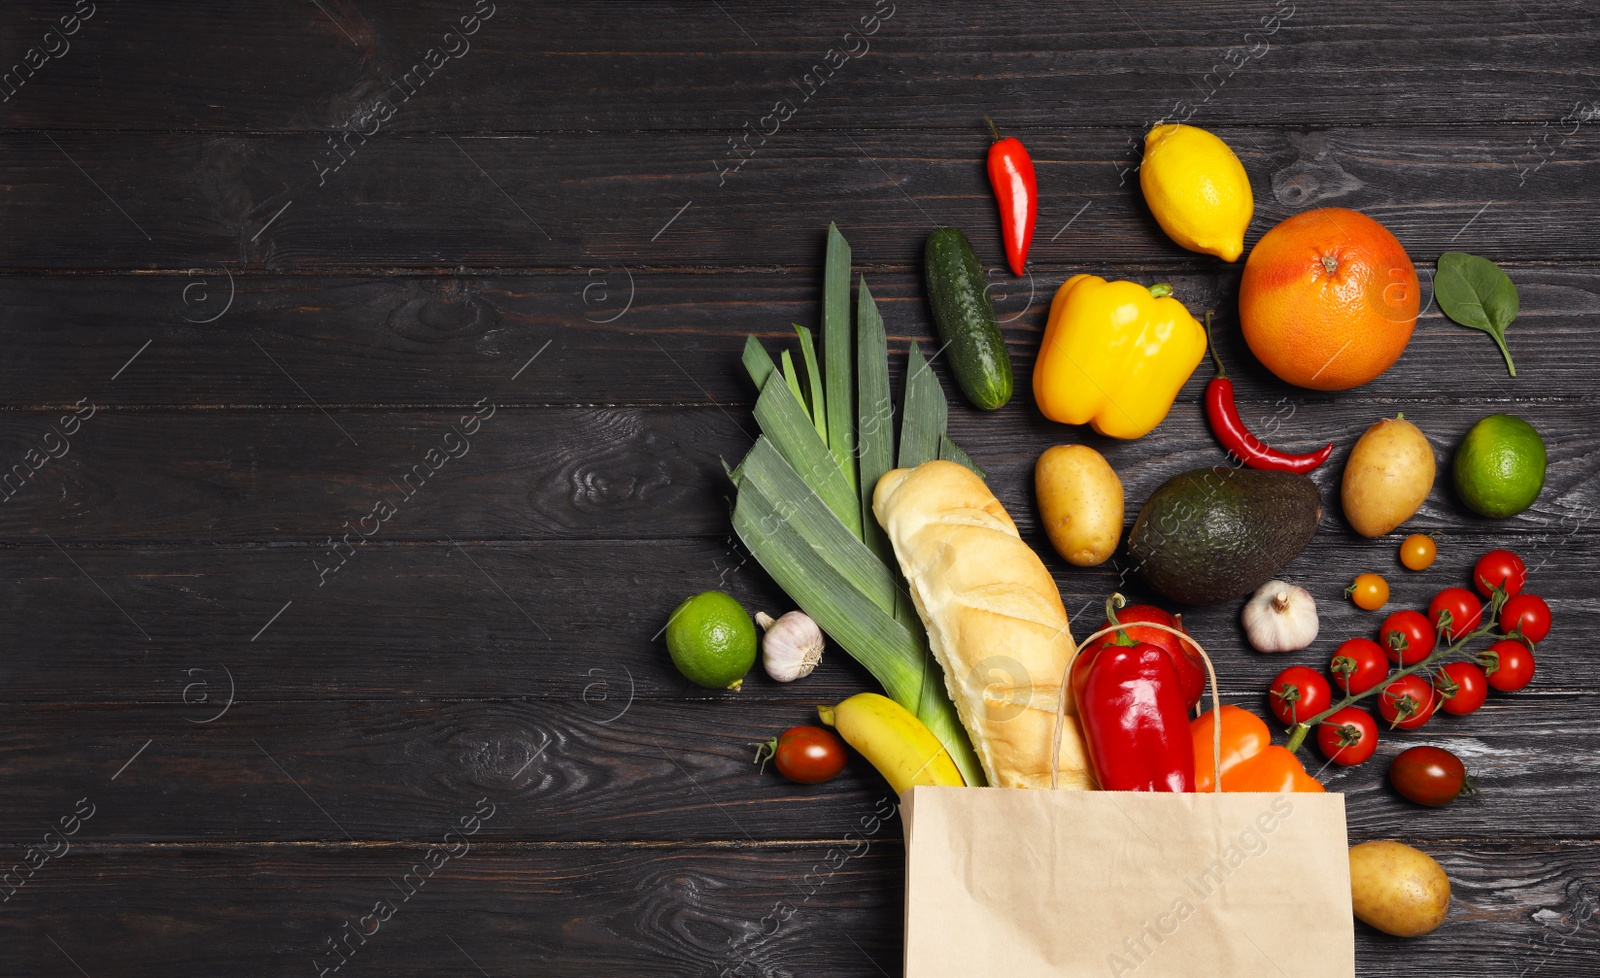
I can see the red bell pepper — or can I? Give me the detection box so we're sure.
[984,116,1036,276]
[1071,639,1197,792]
[1083,597,1206,709]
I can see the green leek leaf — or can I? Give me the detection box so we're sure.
[752,372,861,537]
[794,324,830,447]
[823,223,856,488]
[939,434,985,479]
[742,334,777,390]
[898,341,947,468]
[735,436,894,612]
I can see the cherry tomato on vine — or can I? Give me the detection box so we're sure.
[1500,593,1551,645]
[1380,609,1437,666]
[1473,549,1527,599]
[1316,707,1379,767]
[1435,661,1489,716]
[1268,666,1332,727]
[1399,534,1437,571]
[755,726,846,784]
[1330,637,1390,695]
[1428,587,1484,641]
[1378,674,1439,730]
[1346,573,1389,611]
[1483,639,1537,692]
[1389,745,1473,807]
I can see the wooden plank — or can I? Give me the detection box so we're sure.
[0,399,1591,543]
[0,266,1594,408]
[0,842,1596,976]
[1,127,1598,269]
[0,529,1586,714]
[0,1,1595,131]
[0,843,908,978]
[0,692,1596,843]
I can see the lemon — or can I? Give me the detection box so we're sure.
[1139,123,1254,262]
[1452,414,1546,518]
[665,591,757,690]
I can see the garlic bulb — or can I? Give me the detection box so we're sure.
[757,611,824,682]
[1242,580,1318,653]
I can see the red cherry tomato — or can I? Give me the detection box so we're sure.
[1435,661,1489,715]
[1484,639,1537,692]
[1268,665,1332,727]
[1389,745,1472,807]
[1428,587,1484,641]
[1500,593,1551,645]
[1316,707,1379,767]
[1473,549,1527,599]
[1378,674,1439,730]
[1330,637,1390,695]
[1091,605,1205,709]
[1379,609,1437,666]
[757,726,847,784]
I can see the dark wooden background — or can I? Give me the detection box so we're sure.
[2,1,1597,975]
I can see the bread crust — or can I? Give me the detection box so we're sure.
[874,460,1093,789]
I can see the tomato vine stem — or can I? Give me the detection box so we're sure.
[1283,589,1511,753]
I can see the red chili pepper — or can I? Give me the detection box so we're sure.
[1071,635,1196,792]
[1202,311,1334,473]
[984,116,1036,276]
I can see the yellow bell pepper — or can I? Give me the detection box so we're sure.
[1032,276,1207,439]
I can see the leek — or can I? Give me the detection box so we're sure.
[728,226,985,787]
[823,223,855,487]
[752,372,861,538]
[794,325,829,447]
[897,341,946,469]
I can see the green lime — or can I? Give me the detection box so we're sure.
[1452,414,1546,518]
[665,591,757,690]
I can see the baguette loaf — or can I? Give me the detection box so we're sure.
[873,460,1092,790]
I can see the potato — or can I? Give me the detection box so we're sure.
[1341,416,1435,537]
[1349,840,1451,937]
[1035,445,1123,566]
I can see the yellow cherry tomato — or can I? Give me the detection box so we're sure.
[1399,534,1438,571]
[1346,573,1390,611]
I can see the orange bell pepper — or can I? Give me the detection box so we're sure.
[1191,705,1324,793]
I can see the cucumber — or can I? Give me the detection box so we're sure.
[923,227,1013,410]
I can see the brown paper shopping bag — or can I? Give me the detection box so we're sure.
[902,787,1354,977]
[901,620,1354,978]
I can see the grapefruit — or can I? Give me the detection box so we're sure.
[1239,208,1419,390]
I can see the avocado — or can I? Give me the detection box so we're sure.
[1127,467,1322,606]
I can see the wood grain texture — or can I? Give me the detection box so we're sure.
[0,398,1592,543]
[0,531,1589,703]
[1,126,1597,269]
[0,1,1595,131]
[0,266,1594,407]
[0,693,1594,844]
[1,843,1597,977]
[4,3,1598,975]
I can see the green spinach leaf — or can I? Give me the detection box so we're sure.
[1435,251,1519,376]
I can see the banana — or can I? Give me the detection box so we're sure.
[817,692,966,795]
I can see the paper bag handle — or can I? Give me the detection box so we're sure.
[1051,613,1223,793]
